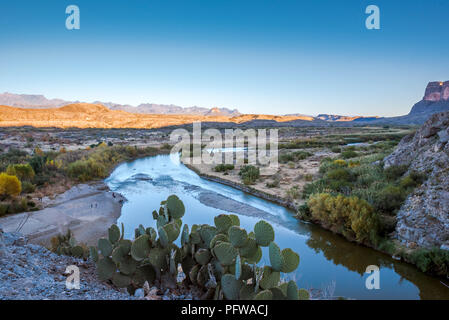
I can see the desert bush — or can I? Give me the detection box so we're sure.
[384,165,408,181]
[66,159,106,181]
[408,248,449,277]
[0,173,22,198]
[296,203,311,220]
[325,168,352,182]
[372,185,407,214]
[6,163,35,181]
[21,181,36,194]
[279,151,312,163]
[239,165,260,185]
[266,178,280,188]
[333,159,347,167]
[308,193,378,243]
[286,186,300,200]
[341,150,358,159]
[331,146,341,153]
[214,164,235,172]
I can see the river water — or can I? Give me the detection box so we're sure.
[105,154,449,300]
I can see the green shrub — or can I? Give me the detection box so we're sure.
[286,186,300,200]
[373,185,407,214]
[0,173,22,198]
[266,178,280,188]
[66,159,106,181]
[308,193,378,243]
[214,164,235,172]
[326,168,352,182]
[21,181,36,194]
[384,165,408,181]
[239,165,260,185]
[279,151,312,163]
[331,147,341,153]
[296,203,311,220]
[6,164,35,181]
[341,150,358,159]
[408,248,449,277]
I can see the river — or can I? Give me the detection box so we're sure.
[105,154,449,300]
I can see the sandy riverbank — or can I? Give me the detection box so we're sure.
[183,150,334,211]
[0,182,125,246]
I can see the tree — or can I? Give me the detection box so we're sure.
[0,173,22,197]
[6,163,35,181]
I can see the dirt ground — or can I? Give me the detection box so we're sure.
[0,182,125,247]
[187,148,335,208]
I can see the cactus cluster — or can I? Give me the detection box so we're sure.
[50,229,88,259]
[91,194,310,300]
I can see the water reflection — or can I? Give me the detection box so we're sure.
[105,154,449,300]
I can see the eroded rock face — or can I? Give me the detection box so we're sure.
[384,111,449,250]
[423,81,449,102]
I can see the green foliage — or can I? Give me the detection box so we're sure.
[21,181,36,194]
[279,151,312,163]
[308,193,379,243]
[213,164,235,172]
[384,165,408,181]
[50,229,89,259]
[6,164,35,181]
[408,248,449,278]
[341,150,358,159]
[91,195,307,300]
[239,165,260,185]
[331,146,341,153]
[0,173,22,198]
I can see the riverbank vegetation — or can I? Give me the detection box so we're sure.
[0,143,167,216]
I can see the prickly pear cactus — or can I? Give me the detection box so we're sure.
[90,195,309,300]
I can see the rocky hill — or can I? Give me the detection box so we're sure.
[384,111,449,250]
[0,103,315,129]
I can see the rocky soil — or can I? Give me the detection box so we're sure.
[384,111,449,250]
[0,229,135,300]
[0,229,199,300]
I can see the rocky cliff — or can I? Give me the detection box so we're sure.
[384,111,449,250]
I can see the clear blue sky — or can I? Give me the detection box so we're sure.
[0,0,448,116]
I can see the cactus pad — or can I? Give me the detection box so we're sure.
[214,214,233,233]
[108,224,121,244]
[254,290,273,300]
[280,248,299,273]
[130,234,151,261]
[213,241,238,266]
[195,248,211,265]
[287,280,299,300]
[269,242,283,272]
[98,238,113,257]
[221,274,241,300]
[167,194,185,219]
[254,220,274,247]
[228,226,248,248]
[97,257,116,281]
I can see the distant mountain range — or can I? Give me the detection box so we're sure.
[1,80,448,126]
[0,93,241,117]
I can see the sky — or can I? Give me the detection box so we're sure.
[0,0,448,117]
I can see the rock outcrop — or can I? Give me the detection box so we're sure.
[384,111,449,250]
